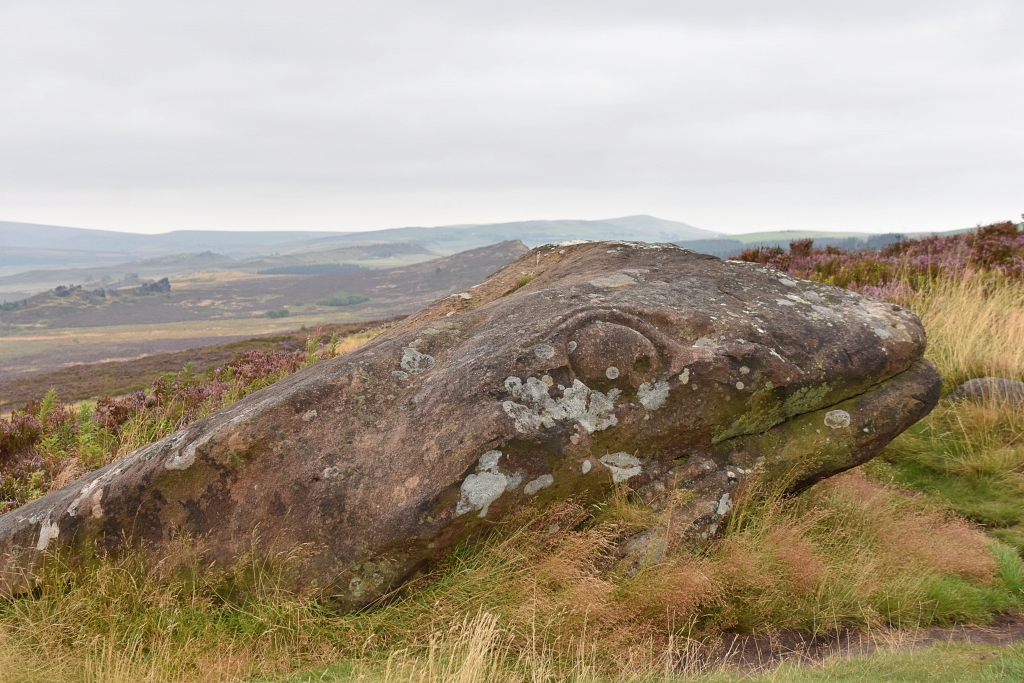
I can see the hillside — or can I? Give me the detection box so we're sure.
[0,240,528,381]
[0,215,714,273]
[0,244,439,299]
[0,318,401,410]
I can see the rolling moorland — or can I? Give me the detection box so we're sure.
[0,240,527,387]
[0,219,1022,681]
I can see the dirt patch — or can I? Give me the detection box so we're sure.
[685,613,1024,672]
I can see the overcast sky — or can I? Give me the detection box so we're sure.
[1,1,1021,236]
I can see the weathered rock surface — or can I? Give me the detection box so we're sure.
[951,377,1024,405]
[0,241,940,606]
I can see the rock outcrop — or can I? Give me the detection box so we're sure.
[952,377,1024,405]
[0,241,940,606]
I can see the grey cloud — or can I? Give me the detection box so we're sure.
[0,0,1021,234]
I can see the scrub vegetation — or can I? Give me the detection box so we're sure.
[1,221,1024,682]
[317,292,371,307]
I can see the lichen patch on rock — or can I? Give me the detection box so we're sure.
[824,409,852,429]
[400,347,436,374]
[503,376,620,434]
[599,453,643,483]
[638,380,670,410]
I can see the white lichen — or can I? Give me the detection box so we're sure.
[824,410,851,429]
[67,479,101,517]
[599,453,642,483]
[534,344,556,359]
[36,517,59,550]
[505,471,523,491]
[606,366,620,379]
[165,443,198,470]
[717,492,733,516]
[457,450,510,518]
[637,380,670,410]
[502,377,620,434]
[302,410,318,422]
[523,474,554,495]
[400,348,436,374]
[581,460,592,474]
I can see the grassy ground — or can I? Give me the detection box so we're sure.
[1,272,1023,681]
[0,306,402,380]
[283,640,1024,683]
[0,318,402,409]
[873,275,1024,529]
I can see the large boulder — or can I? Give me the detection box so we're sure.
[0,242,940,606]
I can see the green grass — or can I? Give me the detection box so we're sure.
[871,454,1024,527]
[317,293,370,307]
[279,642,1024,683]
[870,379,1024,530]
[743,643,1024,683]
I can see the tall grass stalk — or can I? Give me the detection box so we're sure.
[908,274,1024,391]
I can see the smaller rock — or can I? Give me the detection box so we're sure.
[951,377,1024,405]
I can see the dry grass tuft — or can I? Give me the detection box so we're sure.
[910,274,1024,391]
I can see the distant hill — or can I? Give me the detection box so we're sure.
[240,243,437,273]
[1,217,977,296]
[0,251,239,298]
[0,215,714,263]
[312,215,716,254]
[0,216,715,296]
[0,243,445,298]
[0,222,341,261]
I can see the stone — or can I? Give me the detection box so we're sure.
[951,377,1024,405]
[0,241,940,607]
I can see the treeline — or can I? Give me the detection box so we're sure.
[257,263,368,275]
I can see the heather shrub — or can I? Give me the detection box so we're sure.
[0,325,381,513]
[733,220,1024,295]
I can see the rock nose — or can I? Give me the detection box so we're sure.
[568,322,660,391]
